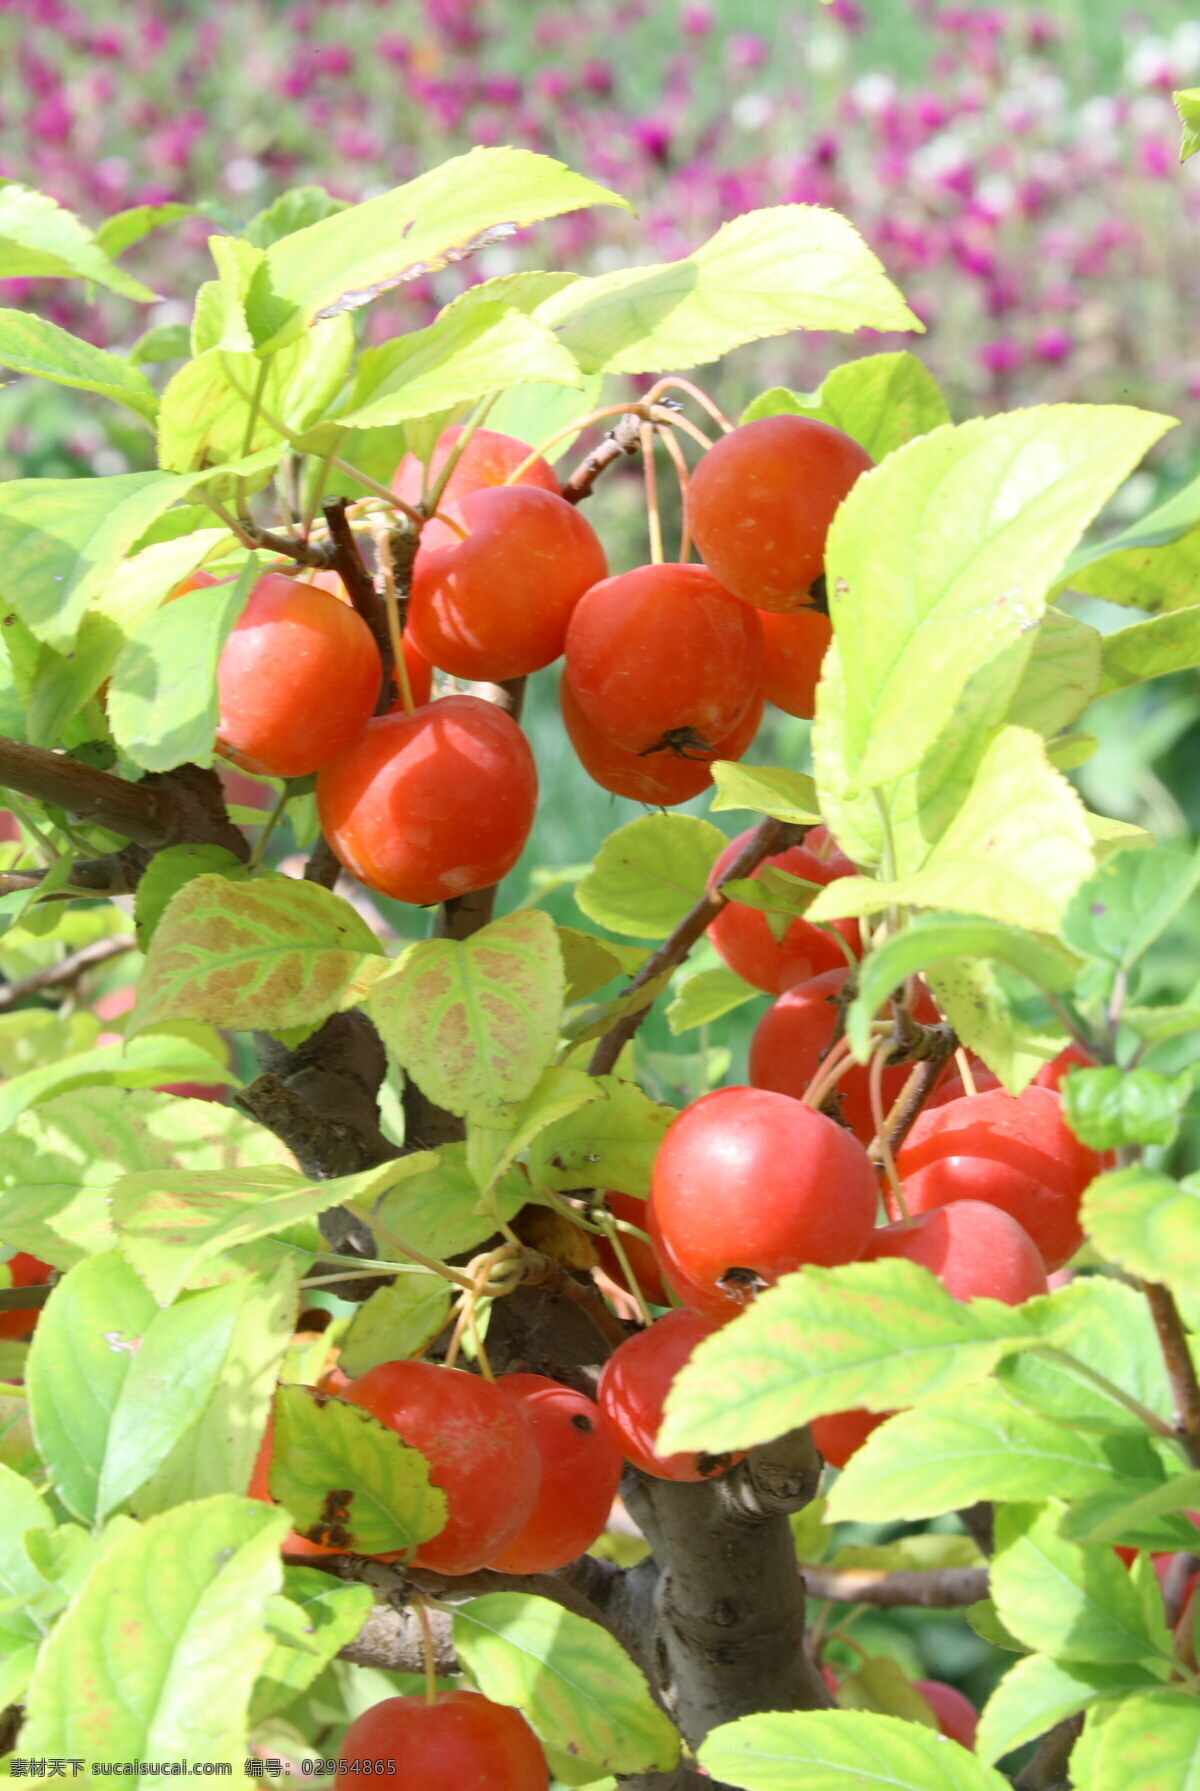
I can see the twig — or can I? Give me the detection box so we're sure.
[0,1283,53,1313]
[559,411,644,505]
[874,1054,955,1179]
[303,836,342,890]
[0,743,248,860]
[1144,1282,1200,1467]
[0,934,136,1010]
[798,1564,988,1609]
[322,497,396,714]
[589,817,804,1076]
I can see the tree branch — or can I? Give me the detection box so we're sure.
[1143,1281,1200,1468]
[0,934,137,1010]
[799,1563,988,1609]
[1013,1714,1083,1790]
[559,411,644,505]
[589,817,804,1077]
[322,497,396,715]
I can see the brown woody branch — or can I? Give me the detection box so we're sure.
[322,497,396,715]
[0,744,249,862]
[1013,1714,1084,1791]
[799,1563,988,1609]
[0,934,136,1011]
[589,817,805,1077]
[559,411,644,505]
[0,1283,54,1314]
[1143,1281,1200,1468]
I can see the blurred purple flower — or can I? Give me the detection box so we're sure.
[726,33,768,75]
[1033,326,1073,363]
[581,59,614,98]
[1138,138,1174,179]
[681,2,713,35]
[978,337,1022,375]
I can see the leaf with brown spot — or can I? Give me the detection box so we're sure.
[368,910,565,1121]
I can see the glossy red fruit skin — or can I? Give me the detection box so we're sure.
[317,695,537,906]
[597,1308,744,1481]
[925,1060,1003,1107]
[393,423,559,546]
[216,571,382,777]
[707,825,861,995]
[561,672,762,806]
[893,1087,1105,1272]
[749,967,940,1145]
[759,608,833,719]
[688,415,874,613]
[594,1191,671,1307]
[564,563,763,754]
[0,1253,53,1342]
[488,1374,623,1572]
[408,485,608,681]
[860,1202,1049,1305]
[339,1689,548,1787]
[811,1408,889,1470]
[914,1680,979,1751]
[650,1087,879,1319]
[345,1359,541,1575]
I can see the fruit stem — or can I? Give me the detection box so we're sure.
[643,375,735,433]
[412,1596,439,1707]
[246,782,291,871]
[640,421,665,566]
[343,1201,475,1291]
[657,424,693,562]
[505,401,716,489]
[868,1044,910,1221]
[424,391,499,516]
[376,532,416,719]
[597,1210,655,1326]
[954,1048,978,1097]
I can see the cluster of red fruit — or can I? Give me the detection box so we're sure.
[200,412,869,908]
[249,1357,624,1780]
[590,824,1105,1480]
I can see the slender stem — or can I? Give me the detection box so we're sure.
[597,1210,655,1326]
[640,422,664,566]
[0,933,137,1011]
[412,1597,439,1706]
[425,392,499,516]
[302,433,343,543]
[643,375,734,433]
[589,817,805,1076]
[246,784,290,871]
[1144,1282,1200,1466]
[869,1044,907,1216]
[342,1201,475,1292]
[1033,1344,1179,1440]
[954,1047,978,1097]
[376,536,413,719]
[658,424,693,562]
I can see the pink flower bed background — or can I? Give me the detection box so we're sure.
[1,0,1200,487]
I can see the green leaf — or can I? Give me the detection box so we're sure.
[251,1571,375,1725]
[0,469,195,650]
[845,913,1078,1061]
[129,322,192,366]
[367,910,564,1122]
[558,927,649,1003]
[0,309,159,421]
[0,1462,54,1623]
[334,303,583,432]
[1063,845,1200,968]
[1176,88,1200,161]
[467,1064,601,1193]
[991,1503,1172,1665]
[135,843,251,951]
[809,727,1095,934]
[0,1086,294,1269]
[370,1144,528,1262]
[337,1276,453,1380]
[709,762,821,824]
[1067,524,1200,617]
[453,1592,680,1776]
[826,405,1173,788]
[536,205,920,375]
[134,1257,298,1516]
[261,148,627,348]
[1062,1066,1193,1150]
[1005,607,1104,738]
[741,352,951,460]
[0,181,157,301]
[108,554,257,771]
[19,1495,288,1764]
[94,202,196,261]
[1082,1167,1200,1293]
[1086,1688,1200,1789]
[657,1260,1036,1457]
[1121,1003,1200,1044]
[527,1075,674,1198]
[926,956,1067,1095]
[488,371,605,463]
[26,1254,249,1522]
[0,1035,236,1134]
[1099,607,1200,693]
[827,1382,1164,1524]
[836,1657,938,1727]
[111,1160,407,1305]
[666,966,759,1034]
[976,1655,1165,1766]
[699,1710,1009,1791]
[966,1599,1026,1654]
[270,1382,446,1556]
[575,813,726,939]
[1010,1278,1174,1436]
[131,871,386,1038]
[243,186,349,249]
[1060,1474,1200,1548]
